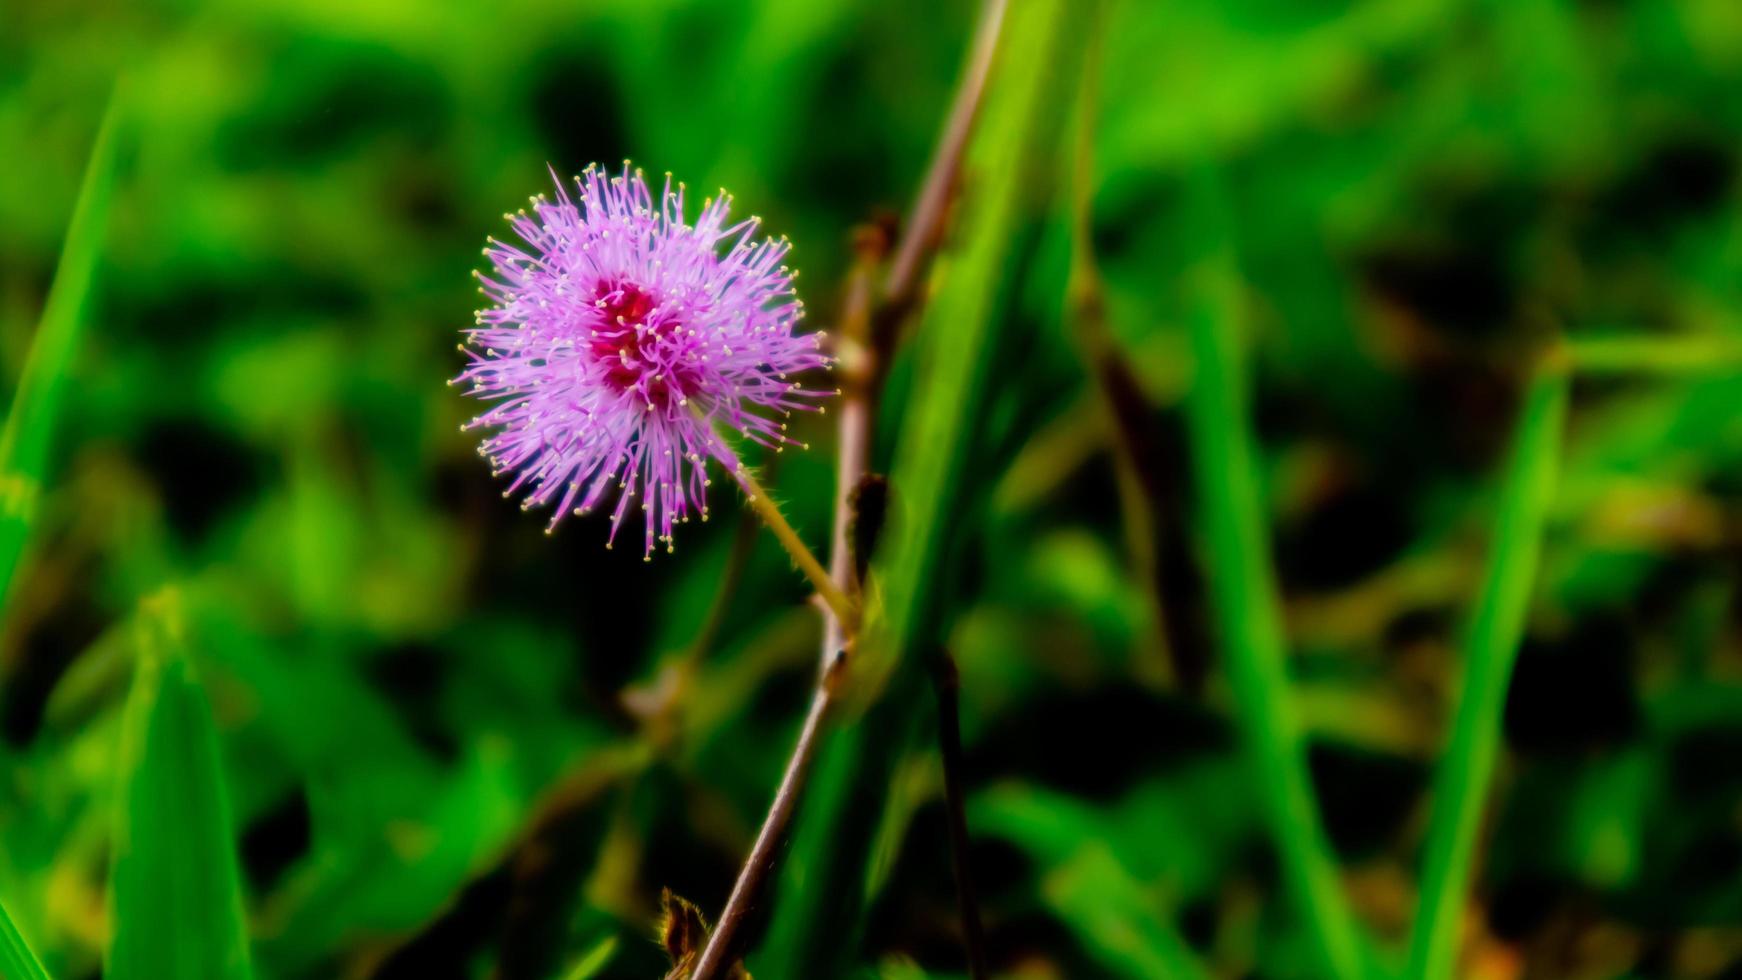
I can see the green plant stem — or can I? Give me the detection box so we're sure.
[1184,251,1366,980]
[725,459,857,629]
[1406,367,1569,980]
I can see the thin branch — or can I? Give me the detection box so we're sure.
[930,651,989,980]
[688,656,844,980]
[820,233,885,667]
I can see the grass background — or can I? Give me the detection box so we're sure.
[4,0,1742,977]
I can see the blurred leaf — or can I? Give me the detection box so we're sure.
[106,589,254,980]
[0,895,51,980]
[1042,844,1211,980]
[0,86,123,610]
[975,763,1253,905]
[874,955,934,980]
[976,780,1215,978]
[1408,369,1570,980]
[1566,334,1742,376]
[560,934,618,980]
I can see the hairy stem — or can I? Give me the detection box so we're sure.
[821,239,882,666]
[728,461,857,629]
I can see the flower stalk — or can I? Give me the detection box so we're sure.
[725,459,857,628]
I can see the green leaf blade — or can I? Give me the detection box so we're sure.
[107,590,254,980]
[560,934,618,980]
[1182,223,1368,979]
[753,2,1089,975]
[1407,370,1570,980]
[0,85,125,610]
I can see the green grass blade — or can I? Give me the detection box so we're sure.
[0,87,125,610]
[860,0,1058,689]
[753,2,1087,975]
[559,935,618,980]
[0,895,51,980]
[107,589,254,980]
[1182,226,1366,979]
[1406,369,1569,980]
[1043,845,1213,980]
[975,783,1213,979]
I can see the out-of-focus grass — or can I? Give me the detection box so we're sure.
[1407,369,1568,980]
[1182,177,1369,980]
[107,590,253,980]
[559,934,618,980]
[975,780,1211,979]
[0,86,123,611]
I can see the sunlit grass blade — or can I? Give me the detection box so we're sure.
[1043,845,1212,980]
[560,934,618,980]
[753,2,1086,975]
[0,87,125,610]
[1406,368,1569,980]
[0,895,51,980]
[1182,216,1366,978]
[974,783,1212,979]
[107,589,254,980]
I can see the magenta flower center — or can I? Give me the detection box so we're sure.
[587,281,702,410]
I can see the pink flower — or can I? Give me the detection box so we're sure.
[457,164,831,556]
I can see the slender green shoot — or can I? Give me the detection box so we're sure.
[1183,242,1366,979]
[1406,368,1570,980]
[0,86,125,610]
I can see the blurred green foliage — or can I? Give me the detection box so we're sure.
[2,0,1742,978]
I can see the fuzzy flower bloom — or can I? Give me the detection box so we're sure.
[457,164,831,556]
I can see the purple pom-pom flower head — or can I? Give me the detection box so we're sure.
[457,164,832,556]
